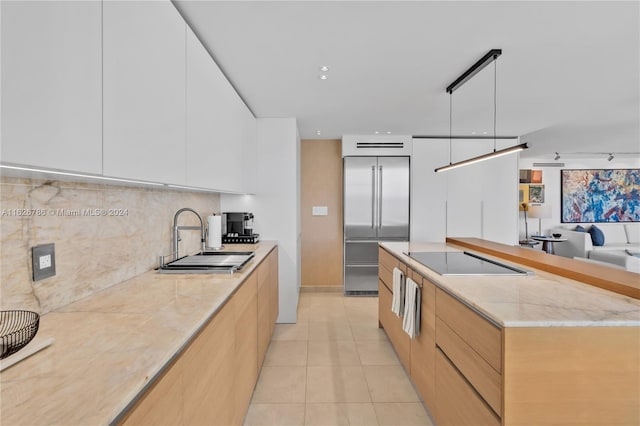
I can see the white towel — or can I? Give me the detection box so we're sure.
[402,278,421,339]
[391,267,404,316]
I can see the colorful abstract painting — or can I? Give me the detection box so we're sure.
[561,169,640,223]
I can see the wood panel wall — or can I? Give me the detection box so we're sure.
[301,139,343,287]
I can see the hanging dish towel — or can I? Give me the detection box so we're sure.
[402,278,421,339]
[391,267,405,316]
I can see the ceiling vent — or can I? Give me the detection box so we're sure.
[356,141,405,149]
[342,135,412,157]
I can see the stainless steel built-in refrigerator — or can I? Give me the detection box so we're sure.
[344,156,410,294]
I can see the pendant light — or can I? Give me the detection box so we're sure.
[435,49,528,173]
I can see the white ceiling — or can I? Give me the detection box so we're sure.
[173,1,639,159]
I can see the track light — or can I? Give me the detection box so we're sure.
[552,152,636,161]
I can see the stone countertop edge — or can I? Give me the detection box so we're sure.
[379,241,640,328]
[109,242,277,425]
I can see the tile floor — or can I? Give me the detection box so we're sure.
[244,292,434,426]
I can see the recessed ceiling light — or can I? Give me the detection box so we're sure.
[386,131,392,134]
[482,131,488,135]
[316,130,321,135]
[320,66,329,72]
[471,132,476,135]
[374,131,380,134]
[319,75,328,80]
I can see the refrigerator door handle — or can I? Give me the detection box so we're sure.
[378,165,383,229]
[371,165,376,228]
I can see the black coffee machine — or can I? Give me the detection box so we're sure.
[222,212,259,243]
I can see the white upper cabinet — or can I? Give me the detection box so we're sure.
[186,27,255,193]
[103,0,186,184]
[1,1,102,174]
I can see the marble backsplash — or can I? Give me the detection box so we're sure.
[1,176,220,314]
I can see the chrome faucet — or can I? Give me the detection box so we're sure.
[173,208,206,259]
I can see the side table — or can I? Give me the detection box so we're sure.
[531,236,567,255]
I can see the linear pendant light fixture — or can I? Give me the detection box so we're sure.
[435,49,528,173]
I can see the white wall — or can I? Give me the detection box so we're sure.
[221,118,300,323]
[411,138,519,245]
[519,156,640,239]
[411,140,448,242]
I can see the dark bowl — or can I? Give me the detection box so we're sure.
[552,233,562,238]
[0,310,40,359]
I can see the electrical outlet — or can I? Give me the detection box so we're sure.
[39,254,52,269]
[32,243,56,281]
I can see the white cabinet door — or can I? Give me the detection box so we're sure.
[1,0,102,174]
[186,27,254,193]
[103,0,186,184]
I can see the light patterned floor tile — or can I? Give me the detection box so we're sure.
[349,320,388,341]
[308,340,360,366]
[305,403,379,426]
[306,366,371,403]
[271,322,309,341]
[363,365,420,402]
[252,366,307,403]
[264,340,308,366]
[243,403,306,426]
[355,340,400,365]
[373,402,433,426]
[308,321,354,341]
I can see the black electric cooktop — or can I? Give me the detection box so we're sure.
[404,251,530,276]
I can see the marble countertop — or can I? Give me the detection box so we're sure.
[380,241,640,327]
[0,242,277,426]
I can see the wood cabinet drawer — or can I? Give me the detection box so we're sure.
[378,279,392,331]
[437,317,501,415]
[378,279,411,371]
[435,349,501,426]
[379,248,398,277]
[378,263,393,291]
[436,288,502,373]
[409,272,436,411]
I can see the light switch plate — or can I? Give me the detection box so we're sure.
[32,243,56,281]
[312,206,328,216]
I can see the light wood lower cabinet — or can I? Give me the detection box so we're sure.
[379,249,640,426]
[409,270,436,411]
[257,247,279,370]
[257,259,271,369]
[503,326,640,425]
[120,358,184,426]
[233,272,258,425]
[377,277,411,371]
[182,301,236,426]
[269,247,279,331]
[435,349,501,426]
[435,288,502,418]
[120,248,278,426]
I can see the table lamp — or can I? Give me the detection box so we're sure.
[520,203,531,243]
[527,204,552,236]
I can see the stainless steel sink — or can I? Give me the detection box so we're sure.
[157,251,255,274]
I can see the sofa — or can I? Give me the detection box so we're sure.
[551,223,640,273]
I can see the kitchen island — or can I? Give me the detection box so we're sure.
[378,241,639,426]
[0,242,278,425]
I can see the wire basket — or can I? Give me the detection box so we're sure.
[1,310,40,359]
